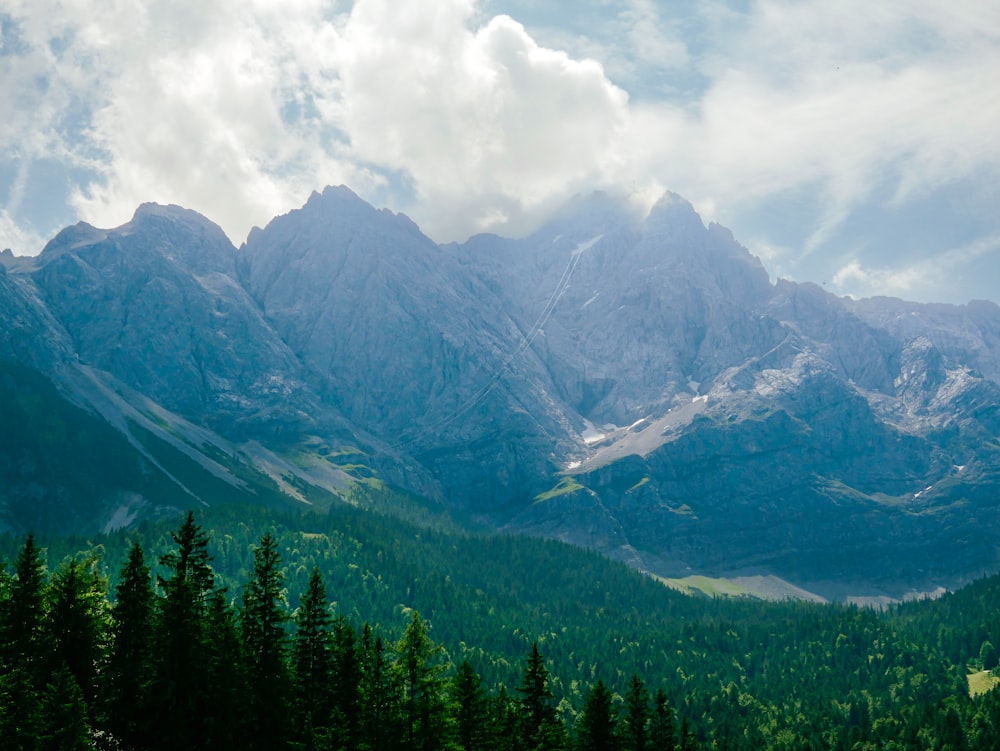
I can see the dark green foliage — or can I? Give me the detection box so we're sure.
[2,533,48,674]
[39,662,93,751]
[1,506,1000,751]
[44,553,108,714]
[240,532,292,750]
[359,624,404,751]
[292,567,335,750]
[330,616,363,750]
[649,689,676,751]
[395,610,453,751]
[621,674,650,751]
[518,642,567,751]
[202,589,245,750]
[575,679,619,751]
[103,541,155,750]
[151,511,217,751]
[452,660,491,751]
[981,640,998,671]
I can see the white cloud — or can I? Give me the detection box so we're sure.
[832,233,1000,301]
[0,0,998,304]
[337,4,630,238]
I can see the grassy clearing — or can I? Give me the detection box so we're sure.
[968,669,999,696]
[533,477,584,503]
[656,575,751,598]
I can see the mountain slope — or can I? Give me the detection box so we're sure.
[3,186,1000,597]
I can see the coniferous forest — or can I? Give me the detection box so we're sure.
[1,503,999,751]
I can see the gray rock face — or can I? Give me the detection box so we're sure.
[4,185,1000,596]
[239,186,574,508]
[30,204,325,438]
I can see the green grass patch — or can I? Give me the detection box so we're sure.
[534,477,584,503]
[627,477,650,492]
[968,669,999,697]
[657,575,751,598]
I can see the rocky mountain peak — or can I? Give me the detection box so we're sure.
[5,185,1000,598]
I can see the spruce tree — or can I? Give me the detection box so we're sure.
[621,674,650,751]
[451,660,490,751]
[517,641,565,751]
[575,679,619,751]
[292,567,335,750]
[1,533,48,675]
[152,511,216,751]
[331,615,363,751]
[104,541,155,751]
[0,534,49,748]
[240,532,292,750]
[359,624,403,751]
[45,553,109,717]
[203,588,245,751]
[39,662,93,751]
[649,689,676,751]
[395,610,453,751]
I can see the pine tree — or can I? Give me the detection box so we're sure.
[0,534,49,749]
[151,511,217,751]
[0,661,43,750]
[575,679,619,751]
[104,541,156,751]
[517,642,565,751]
[39,662,93,751]
[331,615,363,751]
[621,674,650,751]
[45,553,109,716]
[649,689,676,751]
[292,567,335,750]
[395,610,453,751]
[451,660,490,751]
[488,685,521,751]
[1,533,48,675]
[240,532,292,750]
[203,588,245,751]
[360,624,403,751]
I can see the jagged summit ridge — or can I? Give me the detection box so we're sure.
[2,185,1000,598]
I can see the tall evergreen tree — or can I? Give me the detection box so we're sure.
[0,533,49,749]
[203,588,245,751]
[575,679,619,751]
[517,641,566,751]
[649,689,676,751]
[451,660,491,751]
[359,624,403,751]
[395,610,453,751]
[488,685,522,751]
[152,511,216,751]
[292,567,335,751]
[1,533,48,674]
[44,553,109,717]
[240,532,292,750]
[104,541,155,751]
[621,674,650,751]
[331,615,363,751]
[39,662,93,751]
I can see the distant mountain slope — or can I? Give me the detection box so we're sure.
[3,186,1000,597]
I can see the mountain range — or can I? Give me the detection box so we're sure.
[3,186,999,600]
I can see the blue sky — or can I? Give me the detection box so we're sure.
[1,0,998,303]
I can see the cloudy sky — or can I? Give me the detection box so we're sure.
[1,0,998,303]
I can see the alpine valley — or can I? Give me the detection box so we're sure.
[3,186,999,601]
